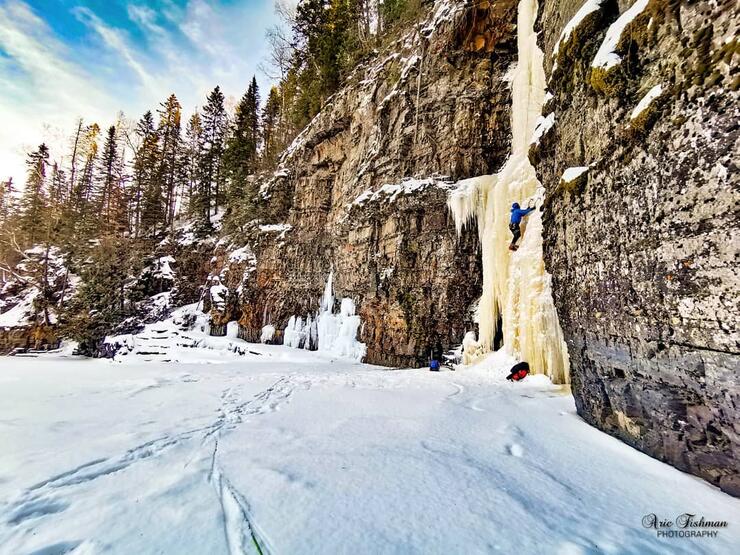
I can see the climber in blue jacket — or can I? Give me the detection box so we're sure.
[509,202,535,251]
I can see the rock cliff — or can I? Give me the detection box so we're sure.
[4,0,735,497]
[534,0,739,494]
[226,0,739,494]
[218,0,521,366]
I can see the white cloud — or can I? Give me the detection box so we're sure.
[0,0,278,185]
[73,7,159,95]
[0,1,120,181]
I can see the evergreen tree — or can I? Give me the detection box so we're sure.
[261,86,283,169]
[68,123,101,239]
[157,94,183,230]
[134,112,162,236]
[49,163,66,209]
[18,143,50,244]
[95,125,125,235]
[0,178,14,227]
[223,77,260,230]
[67,118,84,201]
[199,86,228,226]
[184,112,204,219]
[62,236,140,353]
[46,162,67,242]
[0,178,16,273]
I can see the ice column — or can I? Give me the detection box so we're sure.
[284,271,367,361]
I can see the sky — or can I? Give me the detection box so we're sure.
[0,0,284,185]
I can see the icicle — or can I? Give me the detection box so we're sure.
[447,0,570,384]
[321,270,334,311]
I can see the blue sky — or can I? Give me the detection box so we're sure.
[0,0,284,183]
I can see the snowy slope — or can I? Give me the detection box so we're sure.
[1,349,738,554]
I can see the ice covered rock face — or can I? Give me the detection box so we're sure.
[234,0,521,366]
[535,0,740,495]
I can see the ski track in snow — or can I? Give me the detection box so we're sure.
[1,373,307,554]
[1,354,739,554]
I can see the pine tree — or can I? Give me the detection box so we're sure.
[0,178,14,227]
[62,236,140,353]
[18,144,50,244]
[134,112,163,237]
[261,86,283,169]
[45,162,67,242]
[157,94,183,230]
[223,77,261,230]
[68,123,101,239]
[95,126,123,235]
[49,163,66,209]
[0,178,16,272]
[199,86,228,226]
[184,112,204,219]
[67,118,84,201]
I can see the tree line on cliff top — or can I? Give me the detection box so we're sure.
[0,0,424,350]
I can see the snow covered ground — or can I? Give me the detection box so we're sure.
[1,348,739,555]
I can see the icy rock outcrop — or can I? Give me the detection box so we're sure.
[537,0,740,494]
[0,246,73,353]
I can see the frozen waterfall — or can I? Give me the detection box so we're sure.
[447,0,570,384]
[282,271,367,361]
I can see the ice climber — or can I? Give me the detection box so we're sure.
[508,202,535,251]
[429,341,443,371]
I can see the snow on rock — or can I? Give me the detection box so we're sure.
[400,54,420,81]
[0,246,74,328]
[209,278,229,312]
[152,256,175,281]
[175,223,197,246]
[227,245,256,265]
[0,287,38,328]
[592,0,650,70]
[350,177,452,208]
[103,303,261,363]
[259,168,289,199]
[630,84,664,120]
[258,223,292,239]
[561,166,590,183]
[226,321,239,338]
[210,209,225,230]
[552,0,605,59]
[226,245,257,294]
[420,0,463,37]
[530,113,556,146]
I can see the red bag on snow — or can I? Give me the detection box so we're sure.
[506,362,530,381]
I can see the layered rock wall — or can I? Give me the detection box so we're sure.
[230,1,519,366]
[534,0,740,494]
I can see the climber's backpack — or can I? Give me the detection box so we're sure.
[506,361,530,381]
